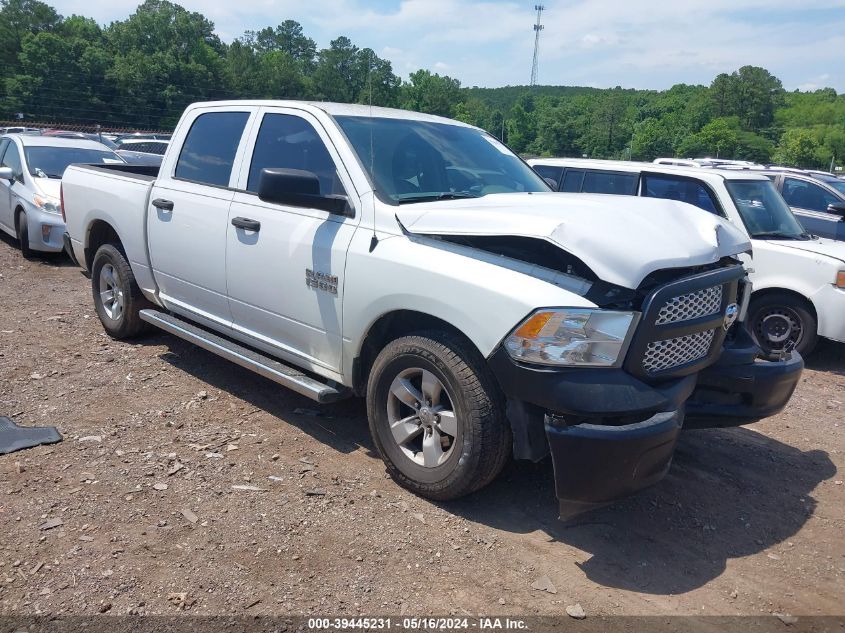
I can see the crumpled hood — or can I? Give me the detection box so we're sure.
[395,192,751,289]
[765,236,845,264]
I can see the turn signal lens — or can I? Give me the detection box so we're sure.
[513,311,554,339]
[836,271,845,289]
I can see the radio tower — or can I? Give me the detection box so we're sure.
[530,4,545,86]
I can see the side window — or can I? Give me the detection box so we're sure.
[560,169,584,192]
[247,113,344,196]
[643,174,720,215]
[0,139,9,161]
[174,111,250,187]
[581,170,638,195]
[2,143,24,182]
[782,178,839,212]
[532,165,563,187]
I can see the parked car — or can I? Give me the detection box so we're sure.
[61,101,801,515]
[529,158,845,358]
[0,134,123,257]
[114,139,169,167]
[754,169,845,242]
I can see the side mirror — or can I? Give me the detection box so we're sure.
[257,168,350,216]
[0,166,14,181]
[543,177,559,191]
[826,201,845,218]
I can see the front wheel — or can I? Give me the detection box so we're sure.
[16,210,33,260]
[91,243,151,339]
[747,293,818,359]
[366,332,511,501]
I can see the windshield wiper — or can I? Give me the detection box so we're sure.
[751,231,812,241]
[397,192,479,204]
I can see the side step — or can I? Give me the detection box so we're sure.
[139,309,348,404]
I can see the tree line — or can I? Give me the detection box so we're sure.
[0,0,842,170]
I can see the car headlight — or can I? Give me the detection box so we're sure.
[33,194,61,215]
[504,309,639,367]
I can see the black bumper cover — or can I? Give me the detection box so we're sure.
[488,334,802,512]
[62,232,80,267]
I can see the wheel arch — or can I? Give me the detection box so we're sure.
[750,286,818,321]
[351,309,486,397]
[13,204,25,231]
[84,219,123,271]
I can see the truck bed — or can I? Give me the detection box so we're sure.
[72,162,160,181]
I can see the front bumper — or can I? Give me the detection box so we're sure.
[488,333,801,513]
[24,205,65,253]
[685,329,803,428]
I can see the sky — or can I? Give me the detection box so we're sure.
[48,0,845,92]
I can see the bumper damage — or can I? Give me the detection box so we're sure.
[488,331,802,515]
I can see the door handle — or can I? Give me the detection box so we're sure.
[231,217,261,232]
[152,198,174,211]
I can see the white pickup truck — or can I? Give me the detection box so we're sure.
[61,101,802,514]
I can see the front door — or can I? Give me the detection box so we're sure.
[147,109,255,327]
[225,108,360,376]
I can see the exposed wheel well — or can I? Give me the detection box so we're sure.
[750,287,817,321]
[352,310,483,396]
[85,220,122,270]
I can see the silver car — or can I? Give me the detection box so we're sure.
[0,134,124,257]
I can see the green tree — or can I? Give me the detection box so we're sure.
[773,128,821,168]
[401,69,462,117]
[0,0,60,68]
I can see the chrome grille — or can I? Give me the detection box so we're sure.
[655,285,723,325]
[643,330,715,374]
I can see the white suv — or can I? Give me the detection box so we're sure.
[530,158,845,358]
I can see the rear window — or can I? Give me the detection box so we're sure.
[643,173,720,215]
[174,112,249,187]
[532,164,563,186]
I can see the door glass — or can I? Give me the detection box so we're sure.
[246,113,344,196]
[560,169,584,192]
[781,178,840,212]
[643,173,720,214]
[174,111,250,187]
[532,164,563,187]
[581,170,638,195]
[2,144,24,182]
[0,139,9,162]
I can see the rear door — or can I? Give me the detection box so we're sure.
[225,106,360,375]
[147,108,256,328]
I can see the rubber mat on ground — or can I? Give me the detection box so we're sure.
[0,416,62,455]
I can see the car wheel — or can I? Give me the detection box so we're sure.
[366,332,511,501]
[747,293,818,359]
[16,210,33,260]
[91,242,151,339]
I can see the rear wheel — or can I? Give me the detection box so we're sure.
[16,210,33,260]
[747,293,818,359]
[91,243,152,339]
[366,332,511,501]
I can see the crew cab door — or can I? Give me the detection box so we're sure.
[146,108,256,327]
[226,107,360,376]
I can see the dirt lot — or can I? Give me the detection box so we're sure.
[0,235,843,619]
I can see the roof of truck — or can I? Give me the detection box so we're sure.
[186,100,474,127]
[528,157,770,182]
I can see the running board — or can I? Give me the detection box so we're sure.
[139,310,348,404]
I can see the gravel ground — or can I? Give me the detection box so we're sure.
[0,235,843,619]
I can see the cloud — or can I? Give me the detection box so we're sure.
[48,0,845,91]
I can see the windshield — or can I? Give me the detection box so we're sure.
[334,116,548,204]
[24,146,123,178]
[726,180,810,240]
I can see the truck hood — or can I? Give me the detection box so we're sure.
[764,236,845,265]
[395,193,751,289]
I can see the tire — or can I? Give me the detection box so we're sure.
[747,293,818,359]
[91,242,152,339]
[366,332,511,501]
[16,210,33,260]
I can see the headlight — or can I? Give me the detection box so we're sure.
[836,271,845,289]
[504,309,638,367]
[33,194,61,215]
